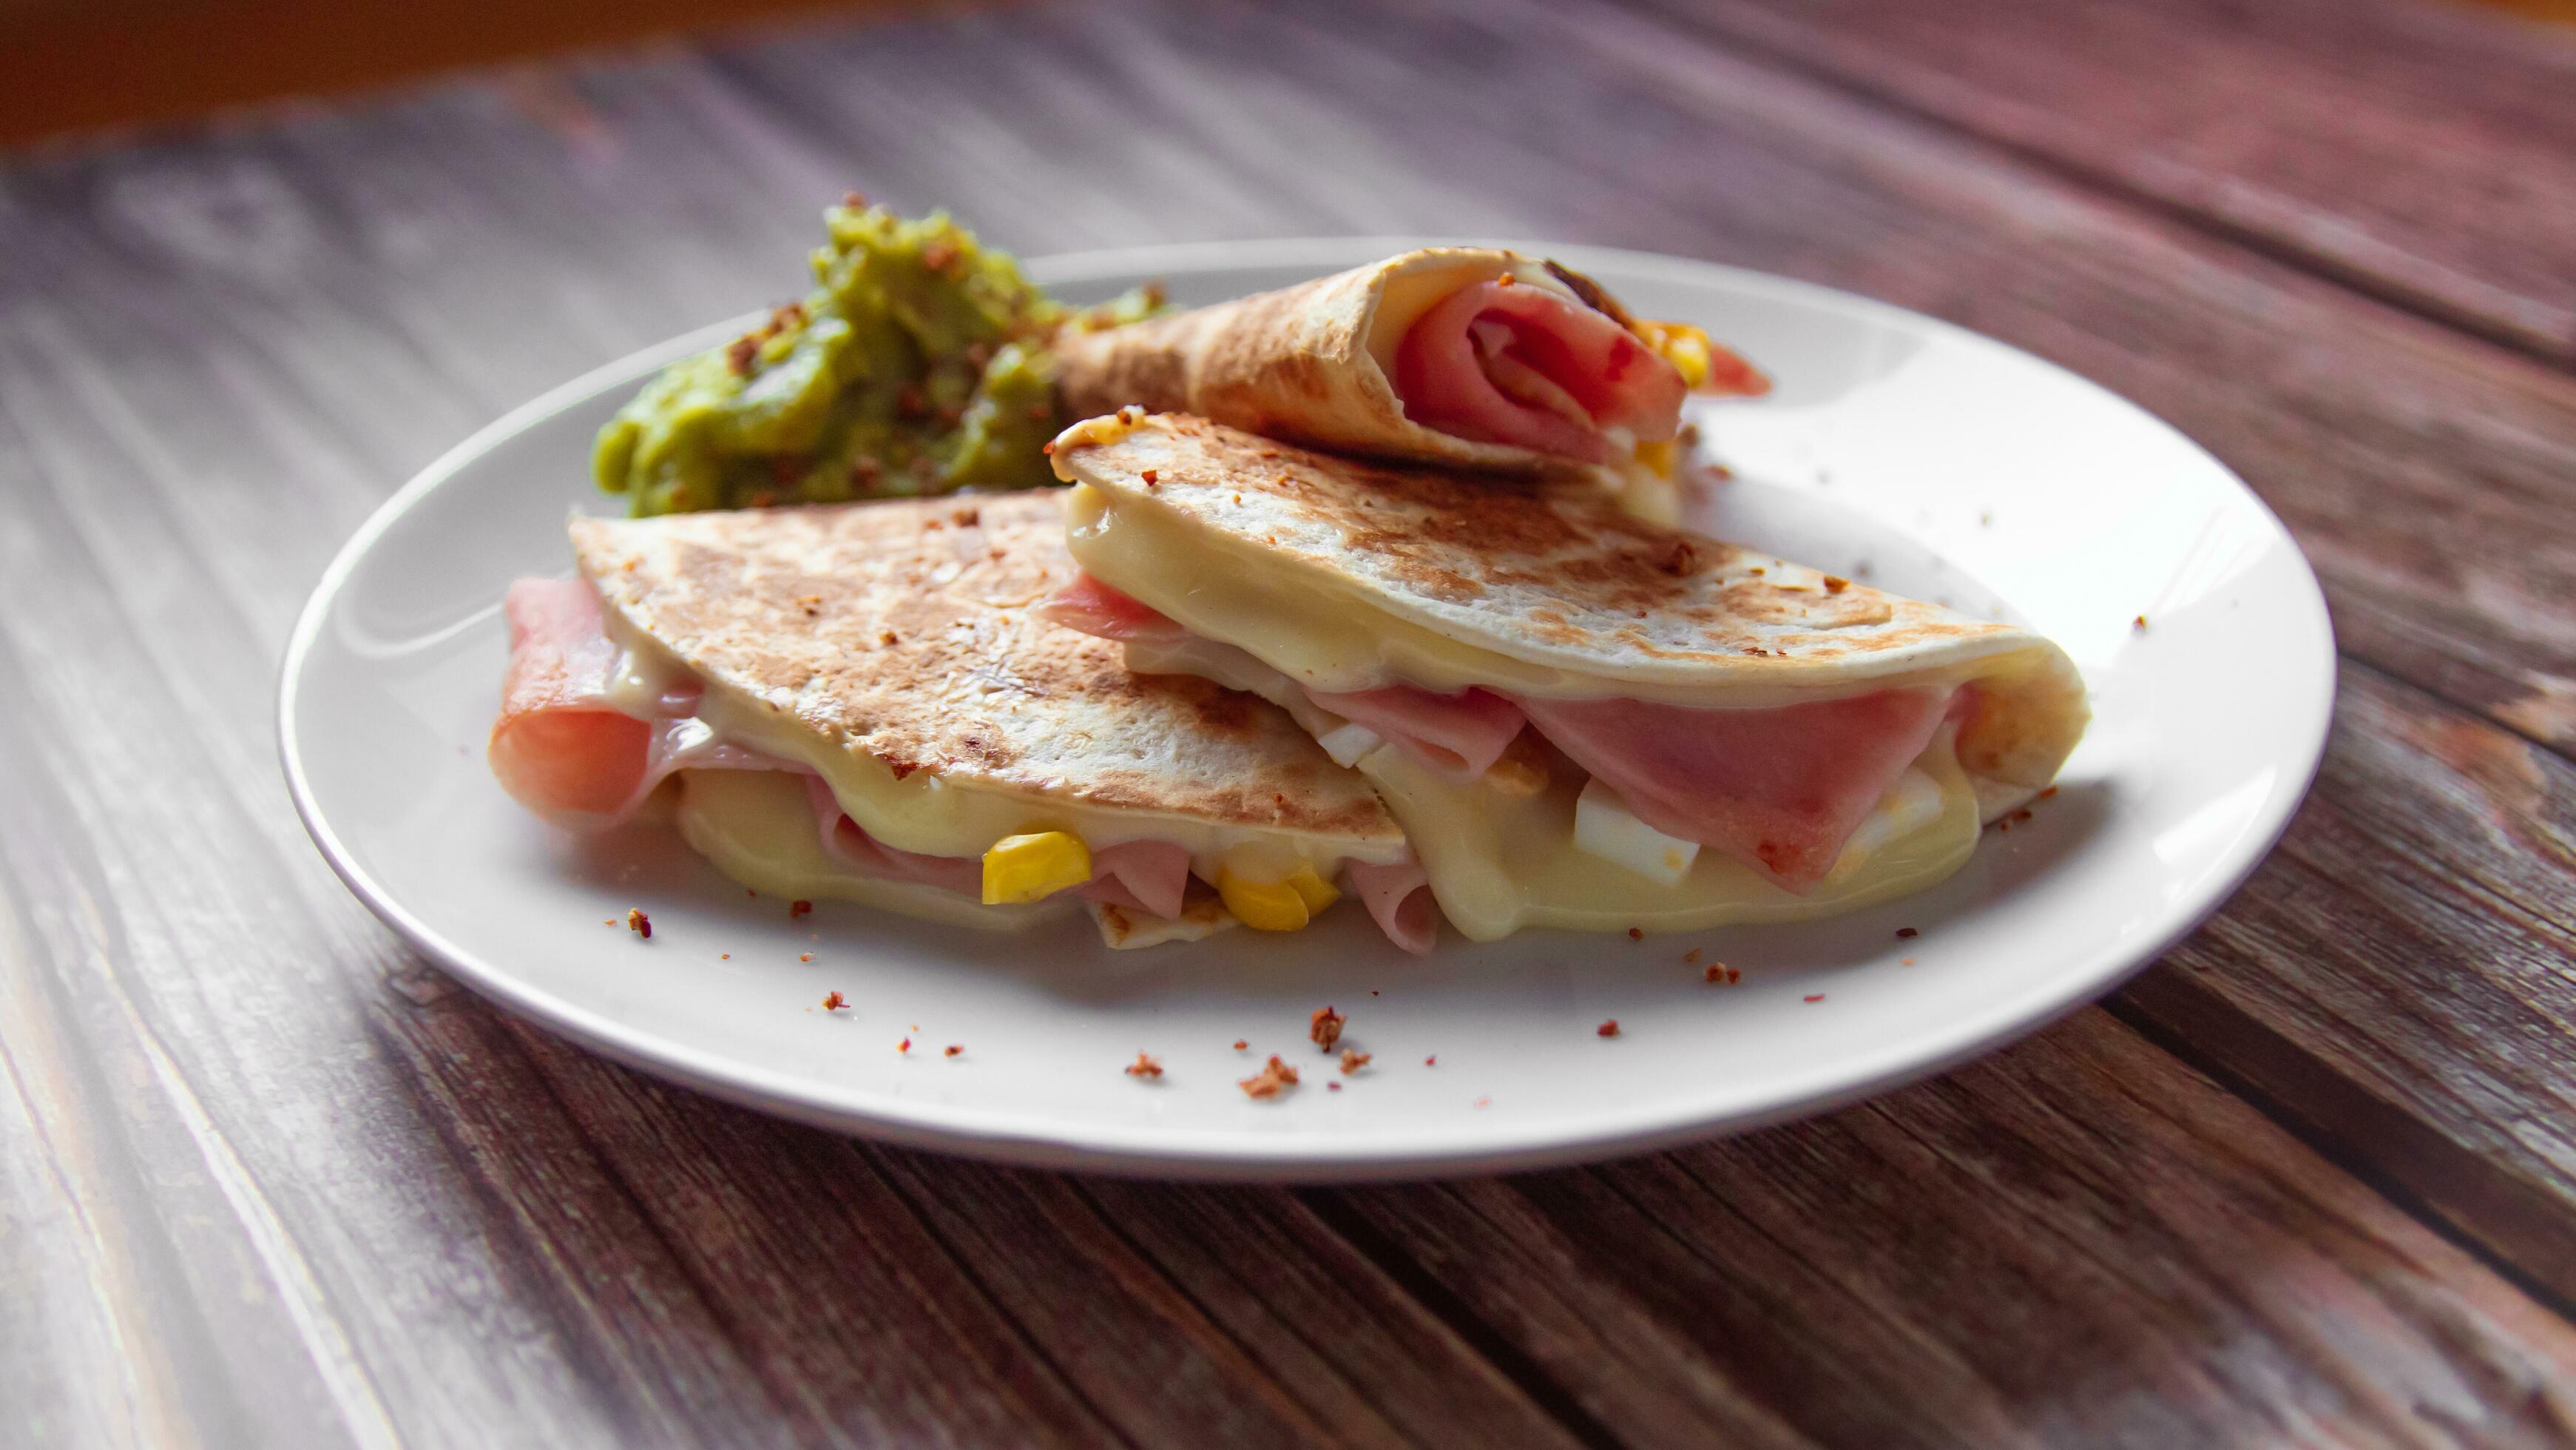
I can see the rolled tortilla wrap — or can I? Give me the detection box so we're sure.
[1054,248,1763,517]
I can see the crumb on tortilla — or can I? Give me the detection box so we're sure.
[1125,1053,1163,1079]
[1822,575,1850,594]
[1240,1055,1299,1099]
[1310,1005,1345,1053]
[626,908,651,940]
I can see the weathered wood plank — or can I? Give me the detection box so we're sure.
[1626,0,2576,365]
[1339,1008,2576,1447]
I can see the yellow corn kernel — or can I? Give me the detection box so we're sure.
[981,831,1091,906]
[1217,869,1312,931]
[1284,866,1340,914]
[1632,439,1677,478]
[1640,320,1715,390]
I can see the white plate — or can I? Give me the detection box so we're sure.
[280,239,2333,1180]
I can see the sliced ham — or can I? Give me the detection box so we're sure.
[1393,280,1686,462]
[491,579,656,823]
[1347,859,1438,956]
[1038,573,1186,641]
[494,576,794,828]
[1083,839,1194,920]
[1305,684,1526,782]
[1513,688,1953,894]
[802,776,984,896]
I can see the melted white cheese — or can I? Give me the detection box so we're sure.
[1360,724,1981,941]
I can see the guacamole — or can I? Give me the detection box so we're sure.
[592,200,1160,515]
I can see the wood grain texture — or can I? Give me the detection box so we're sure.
[1629,0,2576,366]
[6,0,2576,1443]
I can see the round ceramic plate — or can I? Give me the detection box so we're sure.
[280,239,2333,1180]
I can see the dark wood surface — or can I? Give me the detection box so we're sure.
[7,0,2576,1443]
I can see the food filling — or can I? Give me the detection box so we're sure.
[491,576,1431,951]
[1044,573,1970,897]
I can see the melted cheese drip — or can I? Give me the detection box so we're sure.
[674,772,1075,933]
[1362,724,1981,941]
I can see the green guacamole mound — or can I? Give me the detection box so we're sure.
[592,203,1160,515]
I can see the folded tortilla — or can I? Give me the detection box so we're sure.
[1046,414,2088,941]
[1055,248,1764,523]
[491,491,1419,948]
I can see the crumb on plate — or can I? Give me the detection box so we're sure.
[1310,1005,1346,1053]
[1240,1055,1299,1099]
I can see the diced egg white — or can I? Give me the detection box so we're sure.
[1573,778,1701,886]
[1315,721,1386,767]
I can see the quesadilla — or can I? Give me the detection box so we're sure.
[490,492,1420,948]
[1042,414,2088,945]
[1053,247,1767,522]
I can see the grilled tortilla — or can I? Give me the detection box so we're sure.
[1046,414,2088,939]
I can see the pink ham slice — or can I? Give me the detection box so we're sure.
[1394,280,1686,463]
[1514,689,1953,894]
[494,577,794,828]
[1038,573,1188,641]
[492,579,660,823]
[1346,859,1438,956]
[801,776,984,896]
[1082,840,1194,920]
[1306,684,1525,782]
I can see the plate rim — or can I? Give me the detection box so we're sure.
[277,237,2336,1181]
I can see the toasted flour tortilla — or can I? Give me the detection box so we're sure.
[494,490,1415,946]
[1045,414,2089,939]
[1055,248,1759,522]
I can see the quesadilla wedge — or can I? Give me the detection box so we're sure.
[1043,414,2089,945]
[490,491,1420,948]
[1053,247,1767,522]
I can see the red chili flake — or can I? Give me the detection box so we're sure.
[1239,1055,1299,1099]
[1327,1081,1343,1093]
[1041,441,1056,455]
[2012,808,2035,822]
[897,1037,912,1053]
[1474,1096,1492,1108]
[943,1045,963,1059]
[2133,614,2149,630]
[1684,948,1701,964]
[790,900,814,920]
[2039,786,2059,800]
[1140,469,1159,486]
[1726,968,1742,983]
[747,888,758,897]
[1804,994,1826,1003]
[1704,962,1731,983]
[1125,1053,1163,1079]
[798,953,814,962]
[1627,927,1644,941]
[1901,957,1916,966]
[720,954,730,960]
[879,630,900,646]
[1233,1039,1248,1051]
[822,991,845,1011]
[1896,927,1919,940]
[1310,1005,1346,1052]
[1597,1019,1620,1038]
[626,908,652,940]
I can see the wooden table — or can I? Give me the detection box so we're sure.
[7,0,2575,1443]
